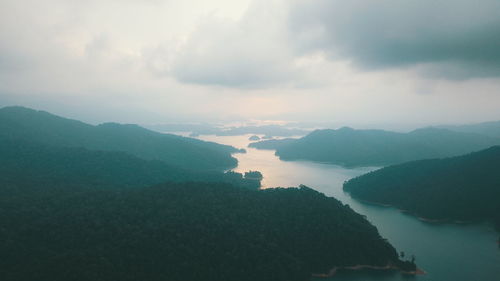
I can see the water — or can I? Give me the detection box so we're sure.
[199,134,500,281]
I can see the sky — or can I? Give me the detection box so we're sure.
[1,0,500,129]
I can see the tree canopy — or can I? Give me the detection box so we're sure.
[0,106,239,171]
[344,146,500,235]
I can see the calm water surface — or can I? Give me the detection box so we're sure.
[199,134,500,281]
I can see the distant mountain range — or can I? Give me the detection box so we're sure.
[249,126,500,167]
[147,123,309,138]
[344,146,500,237]
[439,120,500,138]
[0,106,239,171]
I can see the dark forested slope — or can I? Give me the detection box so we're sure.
[0,181,411,281]
[0,138,259,189]
[0,106,238,171]
[250,127,500,167]
[0,106,416,280]
[343,146,500,229]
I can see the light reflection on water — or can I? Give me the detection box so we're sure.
[198,134,500,281]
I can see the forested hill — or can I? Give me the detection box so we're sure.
[249,127,500,167]
[0,106,239,171]
[0,181,413,281]
[0,138,260,189]
[343,146,500,231]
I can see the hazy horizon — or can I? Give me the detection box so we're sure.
[2,0,500,129]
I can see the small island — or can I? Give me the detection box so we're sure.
[244,170,263,180]
[248,135,260,141]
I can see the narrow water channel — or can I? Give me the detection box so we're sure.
[199,134,500,281]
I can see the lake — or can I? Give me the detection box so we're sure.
[198,134,500,281]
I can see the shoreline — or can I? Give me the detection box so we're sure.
[312,263,426,278]
[353,198,478,225]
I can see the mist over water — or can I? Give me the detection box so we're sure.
[199,134,500,281]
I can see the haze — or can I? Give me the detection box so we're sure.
[1,0,500,129]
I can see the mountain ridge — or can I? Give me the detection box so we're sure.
[249,127,500,167]
[0,106,239,171]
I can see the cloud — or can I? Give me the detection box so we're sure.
[170,0,301,88]
[1,0,500,126]
[288,0,500,79]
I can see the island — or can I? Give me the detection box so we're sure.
[244,170,263,180]
[248,135,261,141]
[249,127,500,167]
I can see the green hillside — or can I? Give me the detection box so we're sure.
[0,106,239,171]
[250,127,500,167]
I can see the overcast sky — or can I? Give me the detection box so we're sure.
[1,0,500,129]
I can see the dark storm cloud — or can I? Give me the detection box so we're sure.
[289,0,500,79]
